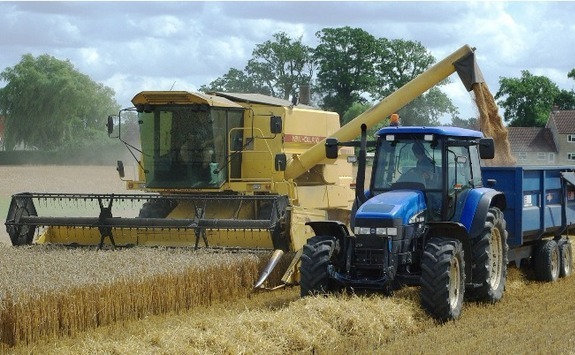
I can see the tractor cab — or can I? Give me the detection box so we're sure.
[369,126,492,222]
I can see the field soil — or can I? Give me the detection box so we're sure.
[2,165,575,354]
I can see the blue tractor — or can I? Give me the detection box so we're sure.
[300,123,508,321]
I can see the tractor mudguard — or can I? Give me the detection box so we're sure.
[426,221,472,281]
[458,188,506,239]
[305,220,351,240]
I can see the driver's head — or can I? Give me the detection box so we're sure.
[412,144,425,158]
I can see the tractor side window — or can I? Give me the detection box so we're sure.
[447,146,472,191]
[469,145,483,187]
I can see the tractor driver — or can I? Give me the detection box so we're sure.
[412,143,437,187]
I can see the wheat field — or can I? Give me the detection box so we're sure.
[0,245,263,348]
[5,265,575,354]
[2,166,575,354]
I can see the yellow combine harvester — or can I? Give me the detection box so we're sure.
[5,44,484,287]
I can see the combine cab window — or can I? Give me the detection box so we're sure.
[139,105,243,189]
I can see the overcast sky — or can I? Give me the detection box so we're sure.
[1,1,574,123]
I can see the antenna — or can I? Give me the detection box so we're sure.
[169,81,176,91]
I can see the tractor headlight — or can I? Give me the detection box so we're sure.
[354,227,371,235]
[354,226,399,236]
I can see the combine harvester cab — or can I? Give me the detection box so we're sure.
[6,44,485,288]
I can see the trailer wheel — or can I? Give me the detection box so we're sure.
[420,237,465,322]
[300,235,339,296]
[467,207,508,303]
[535,239,560,282]
[559,239,573,278]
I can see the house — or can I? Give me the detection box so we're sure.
[506,126,557,165]
[545,110,575,165]
[506,110,575,166]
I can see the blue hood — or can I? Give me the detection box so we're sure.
[355,190,427,226]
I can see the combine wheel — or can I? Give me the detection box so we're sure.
[420,237,465,322]
[138,199,176,218]
[300,235,339,297]
[6,195,37,246]
[559,239,573,278]
[467,207,508,303]
[534,239,560,282]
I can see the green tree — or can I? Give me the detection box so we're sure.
[371,39,435,98]
[371,39,456,126]
[0,54,119,151]
[557,70,575,110]
[450,116,479,130]
[341,102,372,126]
[341,102,404,141]
[395,87,457,126]
[314,27,378,120]
[555,89,575,110]
[199,68,269,95]
[200,32,314,100]
[246,32,314,100]
[495,70,560,127]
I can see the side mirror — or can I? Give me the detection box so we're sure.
[274,153,287,171]
[116,160,125,178]
[270,116,282,134]
[479,138,495,159]
[325,138,339,159]
[107,115,114,136]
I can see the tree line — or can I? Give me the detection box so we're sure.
[0,27,574,151]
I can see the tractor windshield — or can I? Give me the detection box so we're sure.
[138,104,243,189]
[371,136,443,191]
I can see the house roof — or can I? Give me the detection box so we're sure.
[506,127,557,152]
[546,110,575,134]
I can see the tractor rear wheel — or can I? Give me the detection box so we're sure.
[535,239,560,282]
[559,239,573,278]
[467,207,508,303]
[300,235,339,297]
[420,237,465,322]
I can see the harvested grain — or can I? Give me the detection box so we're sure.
[473,82,516,166]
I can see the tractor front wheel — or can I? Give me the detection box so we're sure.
[467,207,508,303]
[300,235,339,297]
[420,237,465,322]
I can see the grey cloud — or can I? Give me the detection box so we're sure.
[0,1,574,117]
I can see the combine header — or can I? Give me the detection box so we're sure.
[5,45,484,287]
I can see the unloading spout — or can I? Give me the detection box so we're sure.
[284,44,481,181]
